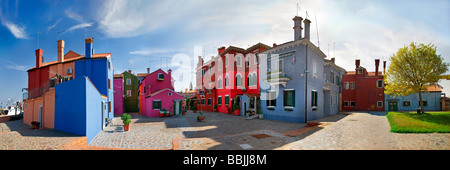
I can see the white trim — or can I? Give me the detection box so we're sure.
[150,88,182,97]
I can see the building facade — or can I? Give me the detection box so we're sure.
[385,85,442,111]
[114,74,124,116]
[122,71,138,113]
[259,16,328,123]
[342,59,385,111]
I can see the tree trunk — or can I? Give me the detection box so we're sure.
[418,91,424,114]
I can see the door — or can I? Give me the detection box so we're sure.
[174,101,181,115]
[388,101,398,111]
[38,106,43,128]
[102,101,106,129]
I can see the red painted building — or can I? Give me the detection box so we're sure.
[342,59,386,111]
[195,43,270,114]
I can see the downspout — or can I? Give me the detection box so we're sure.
[304,43,308,123]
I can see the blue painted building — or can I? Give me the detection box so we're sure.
[54,38,114,144]
[385,85,442,112]
[323,58,345,116]
[259,16,328,123]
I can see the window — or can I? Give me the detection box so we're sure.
[108,61,110,70]
[358,68,363,74]
[201,99,206,105]
[126,90,131,97]
[255,53,259,64]
[350,101,355,107]
[350,82,355,89]
[403,101,411,107]
[236,55,242,67]
[108,79,111,89]
[218,96,222,106]
[344,82,349,89]
[377,80,384,88]
[209,66,212,74]
[330,94,333,106]
[225,56,229,66]
[330,72,335,84]
[312,60,317,77]
[283,90,295,107]
[218,77,223,89]
[153,100,161,110]
[219,60,222,70]
[108,102,111,113]
[267,91,276,107]
[67,68,73,74]
[235,74,242,87]
[202,69,206,76]
[126,79,131,85]
[225,74,229,87]
[343,101,349,107]
[335,75,339,85]
[225,95,229,106]
[158,73,164,80]
[208,98,212,106]
[311,90,318,108]
[418,101,428,106]
[278,59,283,72]
[377,101,383,108]
[168,92,172,96]
[246,56,250,67]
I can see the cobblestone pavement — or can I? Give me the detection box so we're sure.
[2,111,449,150]
[0,120,81,150]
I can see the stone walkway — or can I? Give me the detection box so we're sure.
[1,111,449,150]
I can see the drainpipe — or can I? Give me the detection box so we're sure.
[304,44,308,123]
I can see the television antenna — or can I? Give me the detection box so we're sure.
[315,14,320,49]
[296,3,300,16]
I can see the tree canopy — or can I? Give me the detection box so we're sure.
[385,42,448,113]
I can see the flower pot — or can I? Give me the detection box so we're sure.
[193,110,197,113]
[197,116,205,122]
[182,112,186,115]
[234,109,240,116]
[160,113,164,117]
[123,124,129,131]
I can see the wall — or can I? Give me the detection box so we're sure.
[385,92,441,111]
[123,71,138,112]
[85,78,106,144]
[144,89,183,117]
[260,41,324,123]
[114,78,124,116]
[22,89,55,128]
[54,77,87,136]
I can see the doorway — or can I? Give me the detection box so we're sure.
[102,101,106,129]
[388,101,398,111]
[38,105,43,128]
[174,100,181,116]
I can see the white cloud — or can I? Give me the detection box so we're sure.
[5,61,27,71]
[129,48,178,56]
[66,22,93,32]
[1,18,27,39]
[47,18,61,32]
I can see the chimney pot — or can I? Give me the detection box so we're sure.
[303,19,311,40]
[168,69,172,77]
[57,40,65,63]
[128,70,132,74]
[35,49,43,68]
[147,68,150,74]
[293,16,303,41]
[375,59,380,76]
[355,59,360,69]
[85,38,93,58]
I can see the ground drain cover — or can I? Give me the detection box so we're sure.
[251,134,272,139]
[239,144,253,149]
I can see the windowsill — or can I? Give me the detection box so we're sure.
[312,106,318,111]
[284,106,294,111]
[267,107,275,111]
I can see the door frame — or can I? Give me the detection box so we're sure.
[388,101,398,111]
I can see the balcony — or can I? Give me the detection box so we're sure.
[264,71,291,87]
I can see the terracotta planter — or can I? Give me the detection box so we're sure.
[182,112,186,115]
[197,116,205,122]
[123,124,130,131]
[193,110,197,113]
[234,109,240,116]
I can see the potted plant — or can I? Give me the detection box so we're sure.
[121,113,131,131]
[213,104,218,112]
[257,106,263,119]
[197,112,205,122]
[31,121,40,129]
[160,109,166,117]
[233,102,240,116]
[191,103,197,113]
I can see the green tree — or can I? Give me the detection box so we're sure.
[385,42,448,114]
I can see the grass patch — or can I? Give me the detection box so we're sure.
[387,111,450,133]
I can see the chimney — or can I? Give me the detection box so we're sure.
[35,49,43,68]
[147,68,150,74]
[57,40,65,63]
[303,18,311,40]
[273,43,277,47]
[218,46,225,54]
[331,58,335,63]
[293,16,303,41]
[168,69,172,77]
[85,37,94,58]
[128,70,132,74]
[375,59,380,76]
[383,61,386,75]
[355,59,360,69]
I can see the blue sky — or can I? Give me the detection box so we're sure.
[0,0,449,106]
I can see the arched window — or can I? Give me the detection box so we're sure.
[235,74,242,87]
[225,74,229,87]
[252,72,257,86]
[218,77,223,89]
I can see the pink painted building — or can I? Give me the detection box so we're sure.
[114,74,124,116]
[139,69,183,117]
